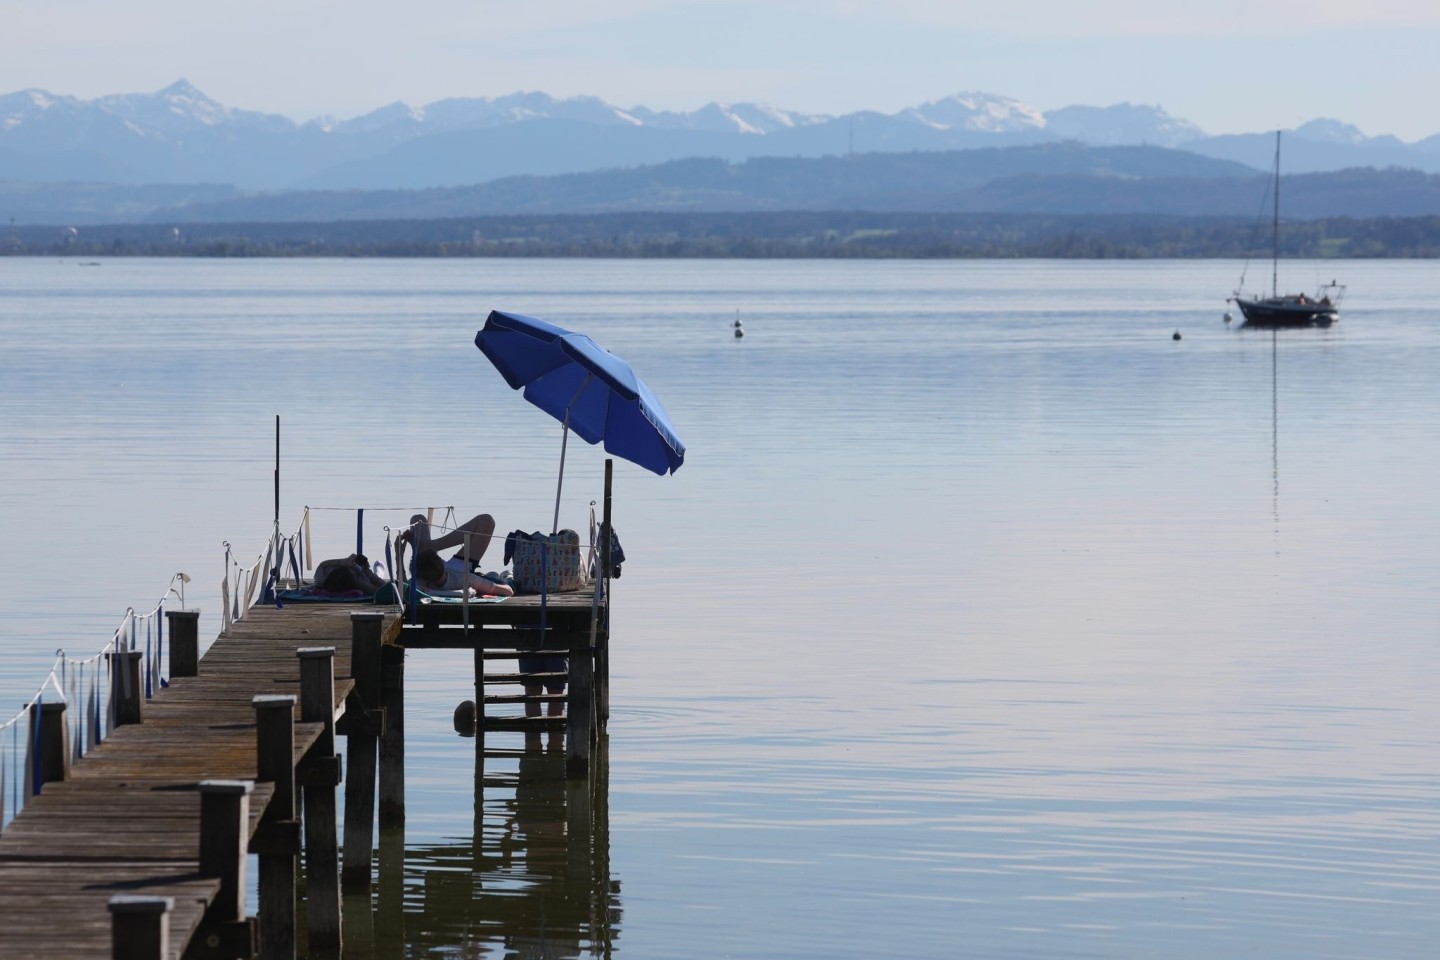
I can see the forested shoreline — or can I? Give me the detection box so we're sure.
[5,211,1440,258]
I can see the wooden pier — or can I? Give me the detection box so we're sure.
[0,584,609,959]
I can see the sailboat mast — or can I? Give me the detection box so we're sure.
[1272,130,1280,299]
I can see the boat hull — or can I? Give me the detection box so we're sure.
[1235,296,1338,328]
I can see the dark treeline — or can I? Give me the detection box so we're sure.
[5,211,1440,258]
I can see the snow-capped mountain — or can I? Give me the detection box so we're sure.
[3,80,1439,195]
[1042,103,1205,147]
[628,101,828,135]
[1293,118,1368,146]
[905,92,1045,133]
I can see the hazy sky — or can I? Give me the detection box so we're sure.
[5,0,1439,139]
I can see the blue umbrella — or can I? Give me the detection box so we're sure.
[476,310,685,532]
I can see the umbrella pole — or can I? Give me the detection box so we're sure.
[552,419,570,536]
[552,374,592,536]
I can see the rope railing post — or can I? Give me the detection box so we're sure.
[111,650,144,727]
[38,700,70,785]
[165,609,201,678]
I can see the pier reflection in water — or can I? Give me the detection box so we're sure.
[351,733,618,959]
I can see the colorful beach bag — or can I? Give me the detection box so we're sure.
[511,528,587,593]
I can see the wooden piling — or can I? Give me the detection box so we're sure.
[197,780,257,960]
[254,694,299,960]
[165,608,201,678]
[598,458,613,722]
[378,644,405,827]
[108,895,172,960]
[376,826,405,959]
[111,650,144,726]
[0,603,399,960]
[474,639,486,751]
[565,771,594,881]
[198,780,252,922]
[566,637,595,778]
[342,612,384,891]
[38,700,70,784]
[297,646,342,956]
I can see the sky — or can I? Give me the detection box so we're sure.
[4,0,1440,140]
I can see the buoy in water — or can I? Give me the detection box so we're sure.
[1172,331,1182,341]
[453,700,477,737]
[1223,311,1233,324]
[734,326,745,339]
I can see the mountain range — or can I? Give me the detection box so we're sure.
[5,81,1440,188]
[5,81,1440,226]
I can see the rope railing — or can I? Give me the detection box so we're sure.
[0,573,189,832]
[222,506,416,628]
[0,501,613,830]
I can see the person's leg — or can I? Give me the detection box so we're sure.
[400,514,434,551]
[524,682,542,718]
[427,514,498,565]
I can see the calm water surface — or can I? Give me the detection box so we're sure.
[0,257,1437,958]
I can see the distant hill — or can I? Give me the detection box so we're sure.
[138,148,1440,225]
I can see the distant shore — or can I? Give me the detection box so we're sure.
[4,211,1440,259]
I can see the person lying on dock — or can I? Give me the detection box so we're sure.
[413,548,514,597]
[312,554,387,594]
[399,512,514,596]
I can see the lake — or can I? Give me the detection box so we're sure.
[0,257,1436,958]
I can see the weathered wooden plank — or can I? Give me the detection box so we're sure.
[0,862,217,960]
[0,603,398,959]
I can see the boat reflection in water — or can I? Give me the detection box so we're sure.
[363,733,619,959]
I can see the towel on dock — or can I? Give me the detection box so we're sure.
[413,590,509,604]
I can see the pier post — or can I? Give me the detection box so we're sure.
[108,895,172,960]
[297,646,342,956]
[474,640,485,749]
[196,780,258,958]
[376,825,405,959]
[164,609,201,678]
[342,611,384,891]
[566,633,594,779]
[378,644,405,827]
[111,650,144,726]
[599,458,612,721]
[38,701,70,784]
[254,694,299,960]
